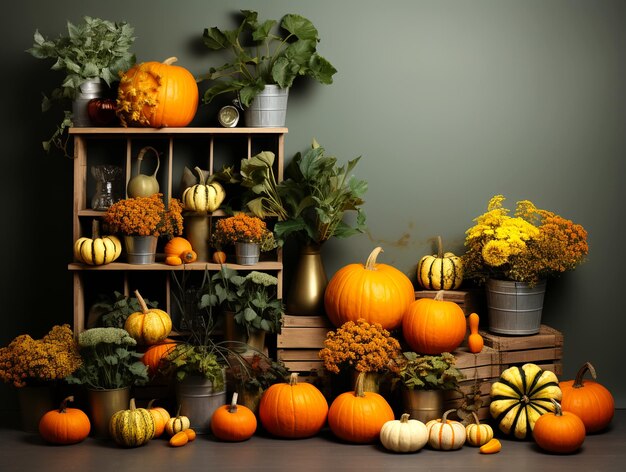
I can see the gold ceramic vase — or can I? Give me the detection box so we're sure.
[286,243,327,315]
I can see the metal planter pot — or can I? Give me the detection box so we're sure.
[486,279,547,335]
[244,85,289,127]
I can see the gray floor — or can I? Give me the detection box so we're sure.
[1,410,624,471]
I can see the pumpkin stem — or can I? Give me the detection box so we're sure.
[163,57,178,65]
[91,219,101,239]
[574,361,597,388]
[229,392,239,414]
[365,247,384,271]
[400,413,411,423]
[129,398,137,411]
[135,289,149,314]
[59,396,74,413]
[194,166,207,185]
[288,372,299,386]
[434,290,446,301]
[436,235,444,258]
[147,399,156,409]
[471,411,481,425]
[550,398,563,416]
[354,371,366,398]
[136,146,160,177]
[441,409,456,423]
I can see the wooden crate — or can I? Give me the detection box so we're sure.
[277,315,332,374]
[414,289,483,316]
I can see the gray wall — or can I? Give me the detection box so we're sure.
[1,0,624,411]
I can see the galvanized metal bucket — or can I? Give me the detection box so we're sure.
[124,235,158,264]
[401,388,444,423]
[235,242,260,265]
[72,78,106,127]
[486,279,547,335]
[87,387,130,438]
[243,85,289,127]
[175,374,227,434]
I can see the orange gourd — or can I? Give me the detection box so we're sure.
[559,362,615,433]
[184,428,196,441]
[124,290,172,345]
[211,392,257,442]
[169,430,189,447]
[324,247,415,330]
[259,373,328,438]
[146,399,170,438]
[164,237,196,264]
[142,339,177,375]
[533,400,586,454]
[212,251,227,264]
[327,372,395,443]
[402,291,466,355]
[479,438,502,454]
[38,396,91,445]
[165,255,183,266]
[116,57,198,128]
[467,313,484,354]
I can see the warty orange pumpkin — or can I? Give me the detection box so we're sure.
[324,247,415,330]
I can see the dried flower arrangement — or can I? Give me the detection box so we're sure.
[103,193,183,237]
[463,195,588,286]
[0,324,82,388]
[318,318,401,374]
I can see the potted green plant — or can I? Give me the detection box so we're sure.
[392,352,464,423]
[199,10,337,126]
[240,140,368,314]
[27,16,136,154]
[65,327,149,437]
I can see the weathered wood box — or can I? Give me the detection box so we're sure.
[277,314,332,374]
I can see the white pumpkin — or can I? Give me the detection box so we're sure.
[379,413,428,453]
[181,166,225,213]
[426,409,466,450]
[465,412,494,447]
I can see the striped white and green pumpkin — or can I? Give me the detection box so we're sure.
[489,363,562,440]
[109,398,155,447]
[73,220,122,265]
[416,236,463,290]
[181,167,225,212]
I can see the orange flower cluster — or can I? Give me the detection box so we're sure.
[212,213,271,246]
[104,193,183,237]
[319,319,401,374]
[0,325,82,387]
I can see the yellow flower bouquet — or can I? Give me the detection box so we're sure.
[0,324,82,387]
[318,318,401,374]
[463,195,588,286]
[212,213,276,251]
[104,193,184,237]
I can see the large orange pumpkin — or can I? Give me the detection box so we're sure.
[258,373,328,438]
[402,290,466,354]
[533,400,586,454]
[116,57,198,128]
[559,362,614,433]
[38,396,91,445]
[324,247,415,330]
[124,290,172,345]
[328,372,395,443]
[211,393,257,442]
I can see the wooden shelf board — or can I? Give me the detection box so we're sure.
[68,261,283,271]
[69,127,288,135]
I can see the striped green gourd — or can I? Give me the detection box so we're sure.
[109,398,155,447]
[416,236,463,290]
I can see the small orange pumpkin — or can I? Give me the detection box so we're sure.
[402,291,466,354]
[146,399,171,438]
[124,290,172,345]
[259,373,328,438]
[116,57,198,128]
[142,339,177,375]
[211,392,257,442]
[38,396,91,445]
[327,372,395,443]
[324,247,415,330]
[212,250,227,264]
[533,399,586,454]
[559,362,615,433]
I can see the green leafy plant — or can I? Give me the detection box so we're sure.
[244,140,367,245]
[27,16,136,154]
[199,10,337,107]
[393,352,464,391]
[65,327,149,390]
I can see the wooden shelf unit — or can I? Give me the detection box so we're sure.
[69,126,287,335]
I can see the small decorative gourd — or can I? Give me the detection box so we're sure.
[124,290,172,345]
[38,396,91,445]
[324,247,415,330]
[402,290,467,355]
[109,398,155,447]
[126,146,160,198]
[533,399,586,454]
[165,407,191,436]
[467,313,484,354]
[465,412,493,447]
[328,371,395,444]
[479,438,502,454]
[74,220,122,266]
[259,373,328,439]
[211,392,257,442]
[490,363,562,439]
[181,167,226,213]
[559,361,615,433]
[379,413,428,453]
[426,409,466,450]
[416,235,463,290]
[146,399,171,438]
[164,236,197,265]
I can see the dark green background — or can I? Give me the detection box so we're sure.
[1,0,624,414]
